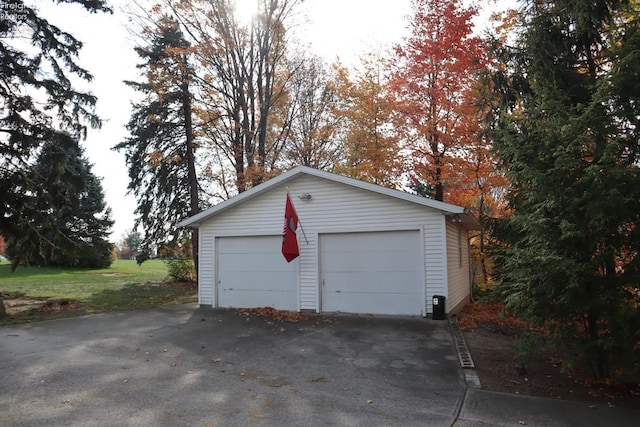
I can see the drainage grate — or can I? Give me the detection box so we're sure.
[449,316,475,369]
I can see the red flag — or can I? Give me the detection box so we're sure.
[282,193,299,262]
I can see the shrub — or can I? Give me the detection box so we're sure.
[165,258,195,283]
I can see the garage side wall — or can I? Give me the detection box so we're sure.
[197,174,450,314]
[446,221,472,314]
[198,230,215,305]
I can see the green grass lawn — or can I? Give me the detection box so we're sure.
[0,259,197,324]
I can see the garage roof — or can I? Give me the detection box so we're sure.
[178,166,479,229]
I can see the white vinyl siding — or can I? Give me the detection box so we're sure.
[196,173,463,315]
[446,221,471,313]
[423,213,448,315]
[198,229,215,306]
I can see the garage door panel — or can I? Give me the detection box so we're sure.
[320,231,424,316]
[321,251,421,272]
[218,253,288,272]
[324,292,419,315]
[218,271,294,291]
[323,272,421,294]
[218,288,296,310]
[321,231,416,252]
[219,235,279,252]
[217,236,297,310]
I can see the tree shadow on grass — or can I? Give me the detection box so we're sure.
[1,282,197,325]
[86,281,197,312]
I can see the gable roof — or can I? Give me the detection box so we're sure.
[178,166,479,228]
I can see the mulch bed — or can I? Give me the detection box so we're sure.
[458,302,640,409]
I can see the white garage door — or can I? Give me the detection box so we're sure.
[320,230,424,316]
[217,236,298,310]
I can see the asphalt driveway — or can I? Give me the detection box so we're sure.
[0,304,465,426]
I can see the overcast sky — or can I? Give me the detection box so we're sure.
[32,0,504,241]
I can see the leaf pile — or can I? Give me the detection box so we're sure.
[37,300,77,313]
[458,303,528,331]
[240,307,316,323]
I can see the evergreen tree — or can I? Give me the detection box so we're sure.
[0,0,108,177]
[488,0,640,378]
[6,133,114,269]
[0,0,110,315]
[114,15,201,266]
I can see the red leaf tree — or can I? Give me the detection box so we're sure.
[389,0,487,202]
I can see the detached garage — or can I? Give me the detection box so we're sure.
[178,166,478,317]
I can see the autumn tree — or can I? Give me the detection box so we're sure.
[488,0,640,378]
[172,0,302,192]
[280,54,342,171]
[389,0,487,201]
[333,55,401,187]
[116,14,202,267]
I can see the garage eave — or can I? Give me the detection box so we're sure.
[177,165,472,228]
[445,210,481,230]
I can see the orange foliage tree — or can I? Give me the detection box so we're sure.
[332,55,402,187]
[388,0,488,202]
[387,0,511,284]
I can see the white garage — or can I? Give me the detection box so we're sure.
[320,231,423,315]
[178,166,478,317]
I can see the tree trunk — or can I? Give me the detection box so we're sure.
[0,297,6,319]
[430,141,444,202]
[182,65,199,272]
[585,312,606,379]
[478,195,489,284]
[434,180,444,202]
[434,160,444,201]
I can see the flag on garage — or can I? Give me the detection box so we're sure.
[282,193,300,262]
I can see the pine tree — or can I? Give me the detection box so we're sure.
[114,15,201,267]
[488,0,640,378]
[0,0,108,170]
[6,133,114,269]
[0,1,110,314]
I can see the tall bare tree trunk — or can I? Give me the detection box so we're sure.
[182,69,199,272]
